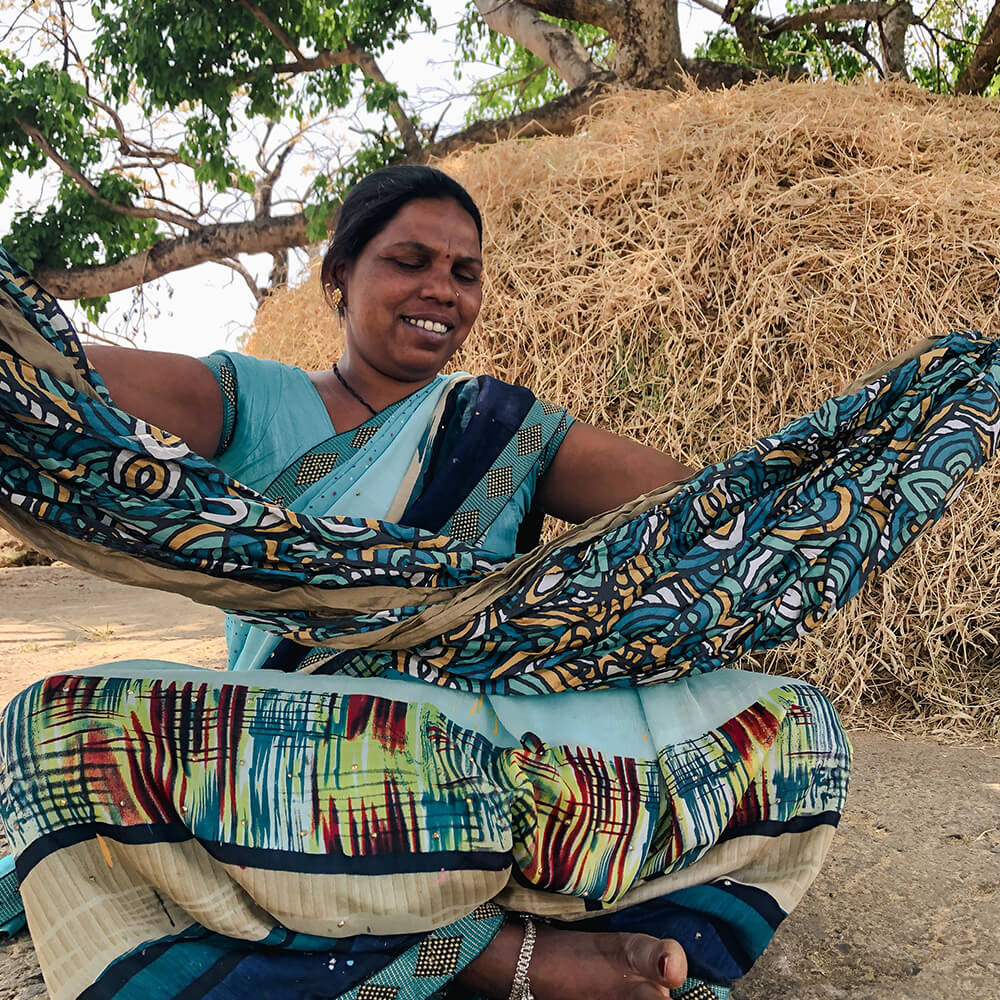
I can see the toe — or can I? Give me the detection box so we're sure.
[657,939,687,989]
[624,934,688,990]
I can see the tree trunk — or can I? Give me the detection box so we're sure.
[879,1,913,78]
[955,0,1000,95]
[614,0,684,89]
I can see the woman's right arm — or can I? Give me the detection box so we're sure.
[86,345,224,460]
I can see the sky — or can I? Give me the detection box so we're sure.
[4,1,720,357]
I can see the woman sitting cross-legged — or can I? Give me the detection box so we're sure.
[0,165,864,1000]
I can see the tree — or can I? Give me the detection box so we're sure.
[1,0,998,318]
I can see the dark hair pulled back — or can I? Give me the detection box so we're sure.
[321,165,483,312]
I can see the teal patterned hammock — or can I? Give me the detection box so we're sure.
[1,244,999,695]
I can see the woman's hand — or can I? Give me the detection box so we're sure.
[86,345,224,460]
[536,421,695,524]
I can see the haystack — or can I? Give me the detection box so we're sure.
[248,78,1000,741]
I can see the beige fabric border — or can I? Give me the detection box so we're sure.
[0,287,101,401]
[21,834,511,1000]
[496,823,837,920]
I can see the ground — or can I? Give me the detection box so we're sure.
[0,564,997,1000]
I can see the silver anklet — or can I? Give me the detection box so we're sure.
[507,914,536,1000]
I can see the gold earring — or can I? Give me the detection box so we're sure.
[329,286,343,308]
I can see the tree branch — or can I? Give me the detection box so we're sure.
[33,213,310,299]
[235,0,306,61]
[348,47,422,156]
[254,139,296,218]
[955,0,1000,94]
[730,0,770,68]
[56,0,70,71]
[228,38,422,158]
[878,0,915,77]
[689,0,728,17]
[218,256,266,305]
[515,0,623,34]
[14,116,199,231]
[683,56,796,86]
[817,24,884,74]
[473,0,604,89]
[88,94,193,166]
[763,2,896,36]
[33,61,793,304]
[413,72,617,160]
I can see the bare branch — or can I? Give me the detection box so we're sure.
[234,0,306,61]
[240,47,357,79]
[683,56,795,86]
[515,0,623,34]
[764,3,896,36]
[348,48,423,157]
[689,0,728,16]
[730,0,770,68]
[955,0,1000,94]
[254,139,297,217]
[817,24,885,74]
[473,0,603,89]
[226,38,422,157]
[89,95,194,166]
[14,116,198,231]
[878,0,915,77]
[413,72,617,161]
[56,0,70,71]
[218,256,266,305]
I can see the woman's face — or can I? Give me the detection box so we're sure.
[336,197,483,384]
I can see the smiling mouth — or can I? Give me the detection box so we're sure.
[402,316,452,335]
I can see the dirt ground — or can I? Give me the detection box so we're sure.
[0,563,997,1000]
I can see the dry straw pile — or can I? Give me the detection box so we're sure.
[249,78,1000,740]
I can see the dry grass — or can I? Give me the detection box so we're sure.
[248,78,1000,741]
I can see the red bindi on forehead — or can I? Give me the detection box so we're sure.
[377,200,479,247]
[383,239,480,264]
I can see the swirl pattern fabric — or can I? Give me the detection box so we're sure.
[1,245,999,696]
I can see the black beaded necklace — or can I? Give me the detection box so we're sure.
[333,363,378,418]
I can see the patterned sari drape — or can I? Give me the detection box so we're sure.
[1,245,999,693]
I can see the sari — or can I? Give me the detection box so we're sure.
[1,244,998,1000]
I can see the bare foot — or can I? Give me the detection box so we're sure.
[456,922,688,999]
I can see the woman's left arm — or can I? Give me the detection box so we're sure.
[536,421,696,524]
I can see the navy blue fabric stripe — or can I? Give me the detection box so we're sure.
[402,376,536,533]
[198,840,512,876]
[15,820,192,883]
[173,950,248,1000]
[717,810,841,843]
[258,637,312,672]
[201,946,404,1000]
[709,878,786,930]
[16,821,512,881]
[82,930,413,1000]
[78,929,205,1000]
